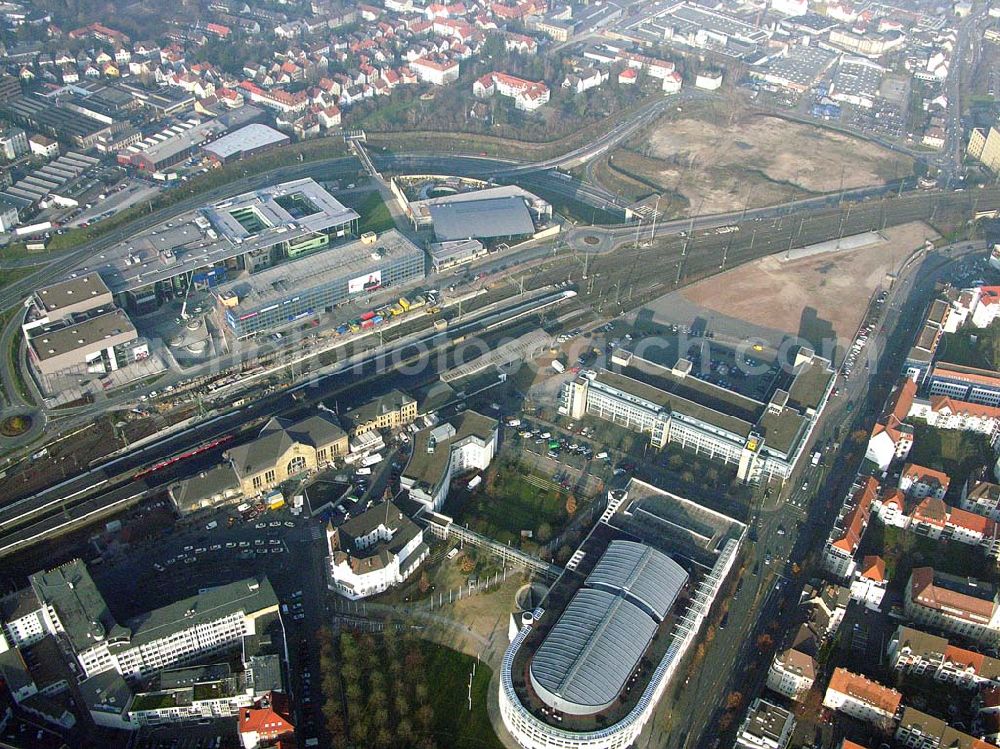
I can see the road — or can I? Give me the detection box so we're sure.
[650,241,984,749]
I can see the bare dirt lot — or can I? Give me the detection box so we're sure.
[681,221,937,342]
[604,109,914,215]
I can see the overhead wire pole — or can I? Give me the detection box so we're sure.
[649,194,662,241]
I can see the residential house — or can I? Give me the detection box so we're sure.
[342,389,418,437]
[822,477,879,580]
[895,706,994,749]
[899,464,951,500]
[888,625,1000,689]
[866,378,916,470]
[238,692,294,749]
[850,555,887,610]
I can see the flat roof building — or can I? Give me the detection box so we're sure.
[18,560,280,682]
[30,272,113,322]
[25,307,145,381]
[202,123,289,163]
[213,229,424,338]
[500,478,743,749]
[90,178,359,314]
[736,698,795,749]
[429,196,536,242]
[560,346,834,483]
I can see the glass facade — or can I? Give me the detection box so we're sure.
[224,248,425,338]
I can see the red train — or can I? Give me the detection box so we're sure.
[133,435,234,481]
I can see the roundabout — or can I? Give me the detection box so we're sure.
[0,413,31,438]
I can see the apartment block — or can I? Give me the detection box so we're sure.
[905,567,1000,646]
[888,625,1000,689]
[822,668,901,727]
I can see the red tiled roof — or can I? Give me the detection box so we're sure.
[860,555,886,582]
[902,463,951,490]
[832,477,878,554]
[929,395,1000,420]
[239,692,294,737]
[948,507,996,536]
[827,668,901,713]
[944,644,985,673]
[910,567,996,621]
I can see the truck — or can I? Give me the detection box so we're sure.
[467,475,482,490]
[205,521,218,530]
[360,311,376,322]
[361,318,374,330]
[398,296,412,312]
[551,360,565,373]
[265,491,285,510]
[810,451,822,467]
[237,503,251,513]
[355,466,373,476]
[14,221,52,237]
[360,452,383,468]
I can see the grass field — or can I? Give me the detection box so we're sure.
[446,462,569,546]
[340,190,396,235]
[936,322,1000,370]
[425,644,502,749]
[907,424,994,493]
[0,266,40,292]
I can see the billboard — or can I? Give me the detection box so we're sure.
[348,271,382,294]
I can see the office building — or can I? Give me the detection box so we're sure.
[214,229,424,338]
[927,362,1000,407]
[401,411,497,511]
[326,500,428,599]
[0,560,280,692]
[560,347,833,484]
